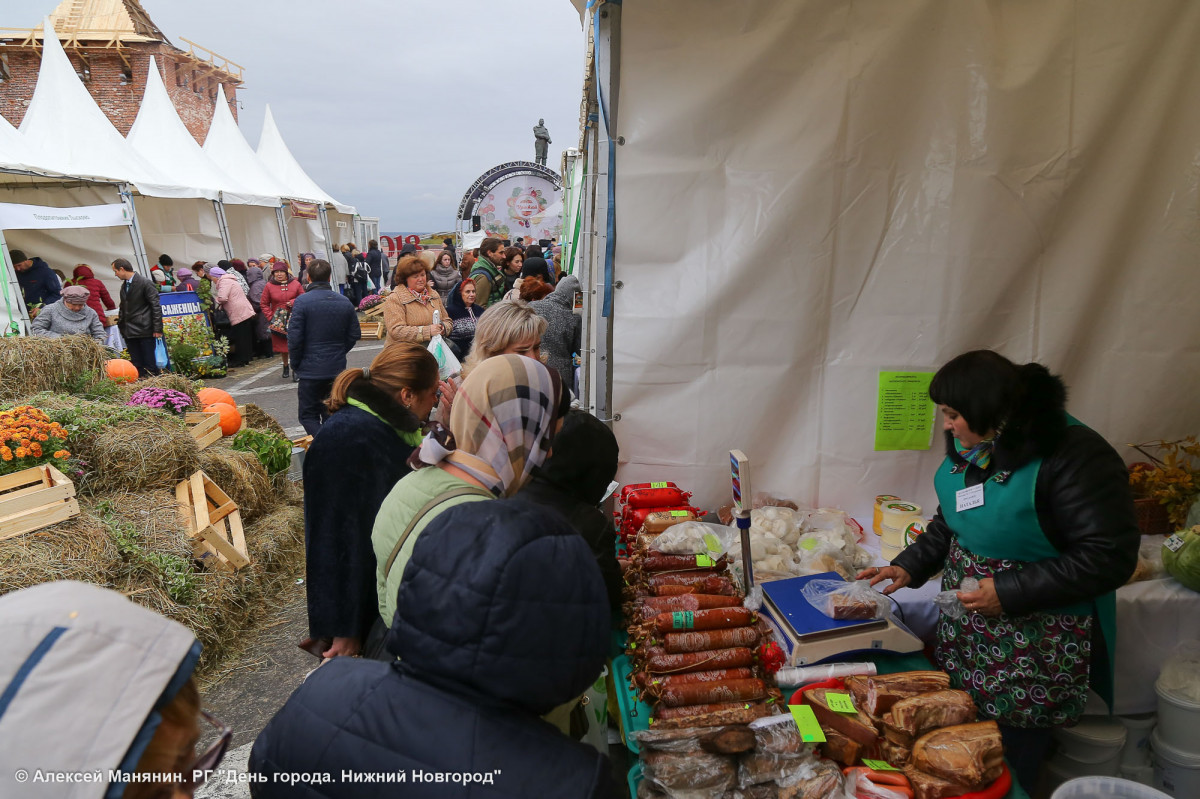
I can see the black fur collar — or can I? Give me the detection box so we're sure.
[345,380,423,433]
[945,363,1069,472]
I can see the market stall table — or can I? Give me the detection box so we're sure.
[859,533,1200,714]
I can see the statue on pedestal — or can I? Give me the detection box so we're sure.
[533,119,551,166]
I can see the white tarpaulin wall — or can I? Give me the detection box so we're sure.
[223,204,285,262]
[134,196,225,266]
[604,0,1200,516]
[327,211,355,249]
[286,214,324,261]
[0,182,137,303]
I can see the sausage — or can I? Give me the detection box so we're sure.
[652,607,754,633]
[639,668,755,692]
[637,553,727,573]
[621,486,689,509]
[636,594,744,613]
[652,702,771,728]
[655,678,767,708]
[664,627,759,653]
[644,647,755,674]
[649,573,737,596]
[653,701,756,720]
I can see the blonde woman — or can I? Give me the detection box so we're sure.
[460,299,547,376]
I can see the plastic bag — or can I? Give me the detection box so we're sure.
[651,521,738,556]
[933,576,980,619]
[737,751,817,789]
[795,539,856,580]
[641,748,736,798]
[801,579,891,620]
[1163,525,1200,592]
[105,325,124,353]
[154,337,169,369]
[1158,640,1200,702]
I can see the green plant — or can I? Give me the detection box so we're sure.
[1130,437,1200,528]
[195,278,214,313]
[96,498,201,605]
[232,429,292,476]
[164,315,228,379]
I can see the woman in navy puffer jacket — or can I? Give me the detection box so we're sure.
[249,499,617,799]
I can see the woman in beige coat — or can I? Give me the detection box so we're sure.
[384,256,453,345]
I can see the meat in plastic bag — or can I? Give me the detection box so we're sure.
[932,577,980,619]
[841,768,911,799]
[641,748,736,798]
[651,521,739,556]
[801,579,891,621]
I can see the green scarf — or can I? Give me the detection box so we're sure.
[346,398,424,446]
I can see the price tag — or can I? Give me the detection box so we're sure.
[800,538,818,551]
[671,611,694,629]
[787,704,826,742]
[703,533,721,553]
[670,510,689,517]
[955,483,985,512]
[825,692,856,714]
[862,759,900,772]
[1166,534,1185,553]
[651,481,668,489]
[696,554,716,568]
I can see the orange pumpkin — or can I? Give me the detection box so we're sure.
[105,358,138,383]
[197,387,235,407]
[206,402,242,436]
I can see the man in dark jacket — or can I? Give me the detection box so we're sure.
[365,239,385,293]
[112,258,162,377]
[249,500,617,799]
[520,410,622,611]
[11,249,62,310]
[288,259,360,435]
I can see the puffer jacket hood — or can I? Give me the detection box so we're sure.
[0,581,200,799]
[538,410,618,506]
[386,499,608,716]
[72,264,95,281]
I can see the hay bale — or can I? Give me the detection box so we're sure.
[87,415,202,494]
[197,444,275,521]
[242,403,288,438]
[0,336,108,401]
[270,470,304,506]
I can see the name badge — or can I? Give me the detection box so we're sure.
[956,484,985,512]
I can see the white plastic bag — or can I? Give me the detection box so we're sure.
[104,325,124,353]
[1159,641,1200,702]
[801,579,891,621]
[933,576,980,619]
[427,313,460,379]
[650,521,738,556]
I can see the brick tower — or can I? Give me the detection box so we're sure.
[0,0,242,145]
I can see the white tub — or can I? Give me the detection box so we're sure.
[1151,729,1200,798]
[1155,679,1200,757]
[1053,717,1127,774]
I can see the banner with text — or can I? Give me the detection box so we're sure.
[0,202,130,231]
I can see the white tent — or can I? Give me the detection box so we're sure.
[202,85,289,260]
[0,114,39,175]
[18,19,181,199]
[574,0,1200,520]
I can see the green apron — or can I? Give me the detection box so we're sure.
[933,418,1117,711]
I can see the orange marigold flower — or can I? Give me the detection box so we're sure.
[53,450,69,459]
[29,443,42,457]
[36,433,48,442]
[15,447,27,458]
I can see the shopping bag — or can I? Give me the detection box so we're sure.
[154,337,169,370]
[427,311,461,379]
[269,307,290,336]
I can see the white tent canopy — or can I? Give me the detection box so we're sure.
[18,19,188,198]
[128,58,276,208]
[257,106,354,214]
[203,86,301,202]
[0,114,39,175]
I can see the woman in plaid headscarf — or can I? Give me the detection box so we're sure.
[370,354,564,637]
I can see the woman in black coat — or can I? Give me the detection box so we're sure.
[862,350,1139,792]
[302,342,442,659]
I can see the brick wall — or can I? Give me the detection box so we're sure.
[0,42,239,145]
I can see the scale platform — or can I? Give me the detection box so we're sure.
[759,572,923,666]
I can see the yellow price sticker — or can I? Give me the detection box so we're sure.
[825,692,856,714]
[787,704,826,742]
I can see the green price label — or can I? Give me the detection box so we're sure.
[800,538,818,551]
[703,533,721,553]
[696,554,716,568]
[670,510,689,517]
[651,481,668,489]
[825,692,856,714]
[787,704,826,743]
[862,759,901,771]
[671,611,694,629]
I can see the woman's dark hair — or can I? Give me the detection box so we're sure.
[524,244,543,259]
[503,246,523,267]
[928,350,1021,435]
[158,254,173,267]
[326,342,438,414]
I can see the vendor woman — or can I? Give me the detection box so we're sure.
[861,350,1138,792]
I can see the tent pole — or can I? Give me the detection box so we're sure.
[0,235,31,336]
[318,205,334,260]
[121,184,152,278]
[276,205,293,263]
[214,197,234,260]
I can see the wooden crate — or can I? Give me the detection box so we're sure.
[362,303,385,319]
[175,470,250,571]
[184,411,222,450]
[360,321,384,340]
[292,435,313,451]
[0,465,80,541]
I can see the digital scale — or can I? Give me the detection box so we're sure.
[727,449,923,666]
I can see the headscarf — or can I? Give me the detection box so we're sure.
[207,266,226,278]
[412,354,562,497]
[176,267,193,279]
[445,280,479,320]
[246,258,260,269]
[259,252,275,263]
[245,266,266,305]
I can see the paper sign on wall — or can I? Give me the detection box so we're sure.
[875,371,936,451]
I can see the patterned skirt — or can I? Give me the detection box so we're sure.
[934,538,1093,728]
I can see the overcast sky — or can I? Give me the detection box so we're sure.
[4,0,587,231]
